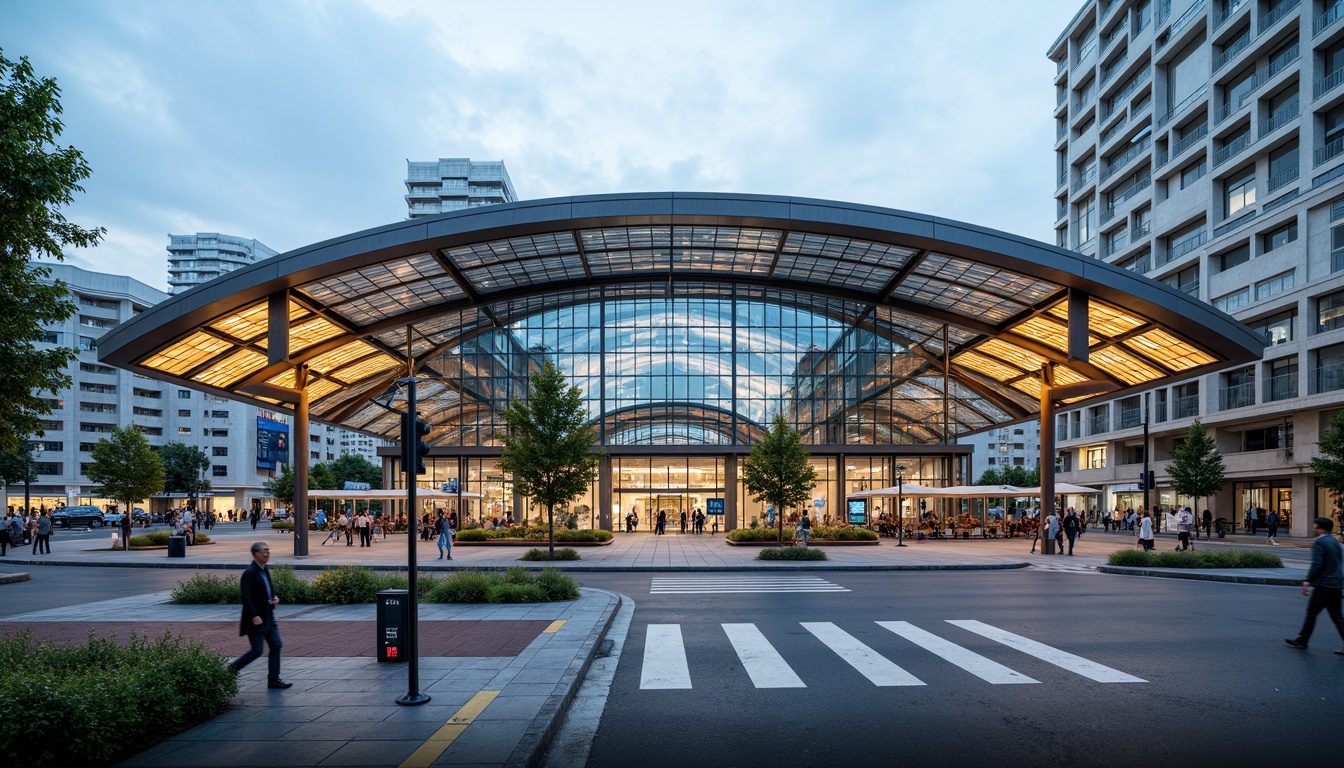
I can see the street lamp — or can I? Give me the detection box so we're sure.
[894,463,908,548]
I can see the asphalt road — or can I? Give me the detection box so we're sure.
[569,570,1344,768]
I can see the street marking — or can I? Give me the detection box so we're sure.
[641,624,692,689]
[801,622,924,686]
[946,620,1146,683]
[876,621,1038,685]
[723,623,806,688]
[399,690,499,768]
[543,620,566,633]
[651,576,848,594]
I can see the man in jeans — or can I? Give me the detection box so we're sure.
[1176,507,1195,551]
[797,510,811,548]
[1285,517,1344,653]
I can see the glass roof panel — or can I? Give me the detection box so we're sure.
[194,348,266,388]
[955,351,1028,381]
[287,315,346,354]
[1122,329,1217,371]
[331,353,401,384]
[973,338,1050,372]
[891,253,1059,325]
[1090,346,1165,385]
[445,233,579,270]
[306,341,381,375]
[209,301,270,343]
[1011,316,1086,353]
[141,332,235,375]
[1048,299,1146,339]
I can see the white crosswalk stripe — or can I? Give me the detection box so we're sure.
[637,619,1146,690]
[801,622,924,686]
[723,623,807,688]
[641,624,692,689]
[945,620,1147,683]
[876,621,1038,685]
[650,576,848,594]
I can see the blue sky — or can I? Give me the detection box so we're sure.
[5,0,1079,292]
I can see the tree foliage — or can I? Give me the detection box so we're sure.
[328,453,382,489]
[0,441,36,486]
[974,465,1040,487]
[159,441,211,504]
[86,427,164,513]
[497,361,601,556]
[1310,410,1344,502]
[741,413,818,544]
[0,50,105,453]
[1167,419,1225,518]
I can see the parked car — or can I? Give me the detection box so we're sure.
[51,505,107,528]
[131,507,151,523]
[102,511,125,525]
[271,508,291,522]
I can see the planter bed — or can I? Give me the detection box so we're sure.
[453,539,613,547]
[724,538,879,546]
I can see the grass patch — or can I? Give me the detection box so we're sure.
[171,565,578,604]
[0,628,235,767]
[1107,549,1283,568]
[757,546,828,561]
[520,547,580,561]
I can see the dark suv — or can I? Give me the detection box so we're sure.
[51,505,106,528]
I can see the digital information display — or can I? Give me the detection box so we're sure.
[256,418,290,470]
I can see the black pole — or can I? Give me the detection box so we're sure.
[1143,392,1152,534]
[398,378,430,707]
[895,466,907,547]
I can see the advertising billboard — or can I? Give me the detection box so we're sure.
[256,418,289,470]
[847,499,868,525]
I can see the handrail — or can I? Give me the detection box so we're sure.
[1158,84,1208,129]
[1213,132,1252,168]
[1102,135,1152,180]
[1259,0,1300,31]
[1315,0,1344,35]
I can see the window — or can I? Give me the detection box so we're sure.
[132,407,162,417]
[1268,141,1299,190]
[1224,67,1256,114]
[1118,396,1142,429]
[213,429,229,438]
[79,442,97,452]
[1255,271,1294,300]
[212,447,228,457]
[79,382,116,394]
[1221,367,1255,410]
[1133,207,1152,236]
[1323,102,1344,149]
[1315,343,1344,393]
[178,427,191,435]
[1180,157,1207,189]
[1163,264,1200,295]
[1218,243,1250,271]
[1262,222,1297,251]
[1316,289,1344,333]
[211,410,228,419]
[1121,250,1152,273]
[1242,426,1284,452]
[79,402,116,414]
[1076,194,1098,243]
[78,336,97,352]
[133,387,161,398]
[1173,382,1200,418]
[1224,168,1256,217]
[38,330,62,345]
[1154,389,1168,422]
[1086,446,1107,469]
[1088,404,1109,434]
[1213,288,1251,312]
[177,409,191,418]
[1251,310,1295,345]
[178,390,192,399]
[1122,445,1147,464]
[1266,357,1298,401]
[1332,198,1344,272]
[212,465,228,477]
[79,362,115,375]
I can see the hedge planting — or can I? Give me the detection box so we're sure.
[727,525,878,543]
[0,629,236,767]
[171,565,578,604]
[521,547,581,561]
[125,530,212,548]
[1107,549,1283,568]
[757,546,828,561]
[455,526,612,543]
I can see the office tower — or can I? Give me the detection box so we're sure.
[404,158,517,219]
[1048,0,1344,537]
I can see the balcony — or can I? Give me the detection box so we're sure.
[1164,228,1208,265]
[1172,394,1200,419]
[1212,35,1251,73]
[1161,122,1209,168]
[1072,165,1098,193]
[1315,0,1344,35]
[1101,52,1130,87]
[1214,0,1249,28]
[1219,382,1255,410]
[1103,19,1129,53]
[1315,66,1344,100]
[1088,415,1110,435]
[1316,135,1344,167]
[1102,173,1152,222]
[1266,371,1298,401]
[1213,133,1252,168]
[1158,84,1208,129]
[1117,408,1143,429]
[1259,0,1300,31]
[1260,99,1299,135]
[1101,135,1151,181]
[1267,164,1299,193]
[1316,362,1344,394]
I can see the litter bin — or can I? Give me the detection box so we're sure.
[377,589,409,662]
[167,535,186,558]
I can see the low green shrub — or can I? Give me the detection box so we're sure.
[1107,549,1283,568]
[271,520,294,531]
[810,525,879,541]
[758,546,827,561]
[503,566,532,584]
[169,565,579,605]
[269,565,315,604]
[727,526,792,542]
[0,629,235,767]
[455,529,491,542]
[521,547,580,560]
[489,582,550,603]
[535,567,580,600]
[170,573,237,604]
[127,530,212,547]
[427,570,494,603]
[312,565,379,604]
[554,528,613,543]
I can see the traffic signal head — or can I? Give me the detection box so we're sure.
[401,411,432,475]
[1146,470,1156,490]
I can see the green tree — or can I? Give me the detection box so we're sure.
[0,50,105,453]
[328,453,381,489]
[1168,419,1226,523]
[86,427,163,522]
[741,413,818,545]
[497,361,601,557]
[159,441,210,509]
[1310,411,1344,511]
[0,440,36,509]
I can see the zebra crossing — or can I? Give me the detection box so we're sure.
[649,576,849,594]
[638,619,1145,690]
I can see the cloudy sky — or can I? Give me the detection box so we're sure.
[6,0,1080,293]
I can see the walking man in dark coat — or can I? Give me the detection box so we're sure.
[228,541,292,688]
[1285,517,1344,653]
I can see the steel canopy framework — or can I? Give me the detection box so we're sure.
[97,193,1265,448]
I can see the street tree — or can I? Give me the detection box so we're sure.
[86,426,164,521]
[0,440,36,510]
[159,441,210,510]
[1168,418,1226,524]
[328,453,381,489]
[1310,410,1344,514]
[497,361,601,558]
[0,50,105,453]
[741,413,818,545]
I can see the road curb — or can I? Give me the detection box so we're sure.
[1098,565,1300,585]
[0,558,1034,573]
[508,588,622,768]
[0,571,31,584]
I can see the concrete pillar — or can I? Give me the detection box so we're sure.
[598,454,613,531]
[293,364,310,557]
[725,454,738,530]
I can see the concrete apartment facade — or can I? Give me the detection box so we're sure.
[1048,0,1344,537]
[404,158,517,219]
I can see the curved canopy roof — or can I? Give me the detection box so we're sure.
[98,193,1264,446]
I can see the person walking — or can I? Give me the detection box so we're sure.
[0,511,11,556]
[228,542,292,688]
[679,509,687,534]
[358,511,373,547]
[32,510,51,555]
[435,511,453,560]
[1266,509,1280,545]
[656,509,666,535]
[1247,506,1259,536]
[1176,507,1194,551]
[1045,509,1061,555]
[343,509,355,546]
[1062,508,1080,555]
[250,507,260,531]
[797,510,811,548]
[5,513,22,555]
[1284,517,1344,654]
[1201,508,1213,540]
[1137,510,1155,551]
[120,512,132,551]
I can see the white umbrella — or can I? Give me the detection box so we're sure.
[846,482,938,498]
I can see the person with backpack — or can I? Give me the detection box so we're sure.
[797,510,812,548]
[1062,508,1080,555]
[1176,507,1195,551]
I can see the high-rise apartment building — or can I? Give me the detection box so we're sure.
[961,426,1043,481]
[404,158,517,219]
[166,233,277,295]
[1047,0,1344,538]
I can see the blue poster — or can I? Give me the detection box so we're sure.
[847,499,868,524]
[705,498,724,516]
[256,418,289,470]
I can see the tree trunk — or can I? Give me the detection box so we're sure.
[548,502,555,558]
[777,507,785,547]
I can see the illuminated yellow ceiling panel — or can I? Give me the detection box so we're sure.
[1090,346,1165,385]
[954,351,1025,381]
[1047,299,1146,339]
[976,338,1049,371]
[307,341,379,375]
[210,302,269,342]
[1122,329,1217,371]
[306,378,342,402]
[1011,316,1092,353]
[141,332,234,375]
[287,316,346,353]
[332,353,402,383]
[194,349,267,388]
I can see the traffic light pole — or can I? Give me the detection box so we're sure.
[1143,392,1153,534]
[397,378,430,707]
